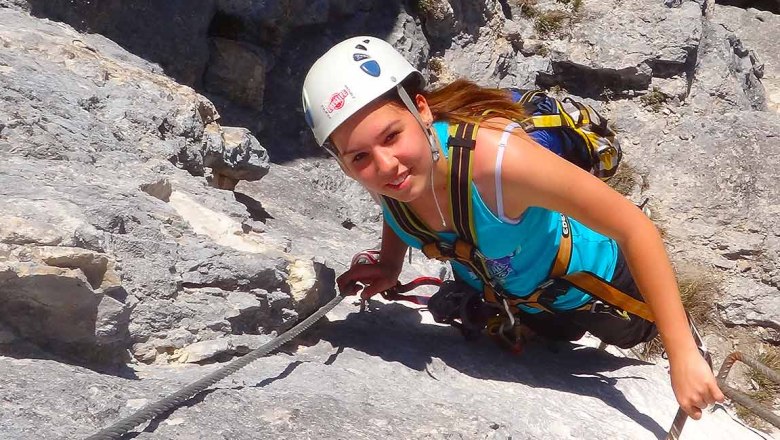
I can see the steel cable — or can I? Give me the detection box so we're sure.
[86,293,345,440]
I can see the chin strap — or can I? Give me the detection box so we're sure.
[396,85,440,162]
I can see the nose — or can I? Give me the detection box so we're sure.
[373,146,398,176]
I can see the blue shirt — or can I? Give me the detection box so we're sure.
[381,121,619,313]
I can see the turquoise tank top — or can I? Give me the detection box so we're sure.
[381,121,619,313]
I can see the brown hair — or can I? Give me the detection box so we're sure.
[419,79,528,126]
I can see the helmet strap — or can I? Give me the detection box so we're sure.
[396,85,441,162]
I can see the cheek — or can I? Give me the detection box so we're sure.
[396,134,426,162]
[346,163,378,185]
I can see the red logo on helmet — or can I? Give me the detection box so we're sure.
[329,93,346,110]
[322,86,353,116]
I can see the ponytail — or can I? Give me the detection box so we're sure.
[422,79,528,126]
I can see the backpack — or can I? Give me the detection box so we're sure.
[506,88,622,180]
[380,89,653,324]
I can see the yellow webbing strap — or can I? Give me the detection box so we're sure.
[550,214,572,278]
[447,121,517,305]
[530,114,563,129]
[561,272,655,322]
[381,196,437,245]
[519,90,545,105]
[571,101,592,126]
[506,290,554,314]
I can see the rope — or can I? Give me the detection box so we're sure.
[86,293,346,440]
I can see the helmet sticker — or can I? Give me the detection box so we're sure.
[320,85,354,119]
[353,43,381,78]
[360,60,381,77]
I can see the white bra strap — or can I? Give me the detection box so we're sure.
[495,122,521,223]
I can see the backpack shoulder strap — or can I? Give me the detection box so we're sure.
[444,121,514,305]
[381,196,438,245]
[447,121,479,245]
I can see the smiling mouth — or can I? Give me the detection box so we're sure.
[387,171,409,188]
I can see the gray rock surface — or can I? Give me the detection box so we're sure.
[708,5,780,112]
[0,303,768,439]
[0,8,332,365]
[204,38,271,111]
[1,1,779,439]
[26,0,216,86]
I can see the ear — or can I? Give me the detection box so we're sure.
[414,94,433,127]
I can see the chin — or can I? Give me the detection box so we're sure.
[374,186,412,203]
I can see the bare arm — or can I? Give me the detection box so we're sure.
[475,124,722,417]
[507,144,695,360]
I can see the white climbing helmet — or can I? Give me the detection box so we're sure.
[301,36,427,151]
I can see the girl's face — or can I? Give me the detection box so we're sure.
[330,95,435,202]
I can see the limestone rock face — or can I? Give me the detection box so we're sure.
[708,6,780,111]
[203,124,270,190]
[0,8,332,365]
[25,0,216,86]
[1,1,780,439]
[204,38,272,111]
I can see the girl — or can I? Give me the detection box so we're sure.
[301,36,723,420]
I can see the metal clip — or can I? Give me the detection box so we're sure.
[589,300,630,321]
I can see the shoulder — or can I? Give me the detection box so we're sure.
[471,116,537,186]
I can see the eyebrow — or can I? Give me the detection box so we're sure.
[340,119,401,157]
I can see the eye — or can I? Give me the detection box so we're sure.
[384,131,399,144]
[352,152,368,163]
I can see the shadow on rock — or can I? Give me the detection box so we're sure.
[299,299,667,439]
[0,339,139,379]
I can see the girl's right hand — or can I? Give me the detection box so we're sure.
[336,262,401,299]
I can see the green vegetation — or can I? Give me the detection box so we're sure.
[640,88,667,112]
[534,10,570,37]
[556,0,583,11]
[736,347,780,429]
[418,0,446,20]
[638,267,718,361]
[428,57,446,76]
[607,162,638,196]
[678,275,717,327]
[511,0,583,38]
[512,0,540,18]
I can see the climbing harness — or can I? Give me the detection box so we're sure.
[425,280,497,341]
[350,250,525,351]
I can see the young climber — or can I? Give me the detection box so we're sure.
[301,36,724,419]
